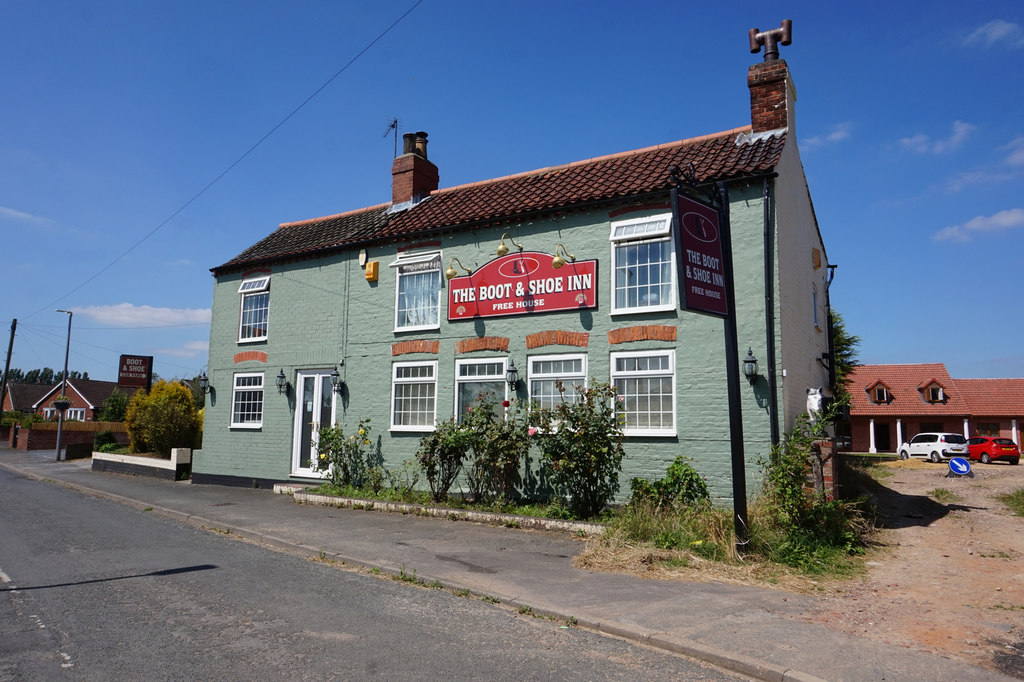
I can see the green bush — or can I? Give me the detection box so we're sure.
[462,398,531,504]
[93,430,118,451]
[315,418,373,488]
[98,388,129,422]
[630,456,709,508]
[416,417,471,502]
[124,380,201,456]
[532,382,626,519]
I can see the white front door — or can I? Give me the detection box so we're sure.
[292,370,336,477]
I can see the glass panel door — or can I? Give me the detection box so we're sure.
[292,370,336,477]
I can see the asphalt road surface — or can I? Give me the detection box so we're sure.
[0,468,739,680]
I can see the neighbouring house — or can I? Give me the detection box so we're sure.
[32,379,122,422]
[845,363,1024,452]
[196,37,832,501]
[2,383,51,417]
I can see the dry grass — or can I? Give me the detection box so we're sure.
[575,534,839,594]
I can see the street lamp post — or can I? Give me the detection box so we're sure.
[54,309,73,461]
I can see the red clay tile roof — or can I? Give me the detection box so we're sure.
[213,126,785,273]
[954,378,1024,416]
[847,364,969,416]
[848,364,1024,417]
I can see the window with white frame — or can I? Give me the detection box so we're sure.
[529,354,587,409]
[390,361,438,431]
[873,387,889,403]
[66,408,85,421]
[928,386,944,402]
[230,373,264,428]
[391,251,442,331]
[611,350,676,436]
[238,275,270,342]
[455,358,506,419]
[610,213,675,314]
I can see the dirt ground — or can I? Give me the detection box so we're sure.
[803,458,1024,678]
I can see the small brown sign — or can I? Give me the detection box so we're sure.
[118,354,153,392]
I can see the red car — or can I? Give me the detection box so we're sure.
[966,436,1020,465]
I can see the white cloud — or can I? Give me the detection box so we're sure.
[932,208,1024,242]
[946,169,1015,192]
[0,205,51,225]
[74,303,211,327]
[803,122,852,150]
[963,20,1024,48]
[156,340,209,358]
[1004,137,1024,166]
[900,121,975,154]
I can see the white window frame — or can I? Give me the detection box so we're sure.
[230,372,264,429]
[66,408,86,421]
[42,407,55,419]
[528,353,587,409]
[454,358,507,419]
[874,387,889,403]
[609,213,676,315]
[237,275,270,343]
[610,349,676,437]
[390,360,438,432]
[390,250,442,332]
[928,386,944,402]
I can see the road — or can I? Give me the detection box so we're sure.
[0,468,739,680]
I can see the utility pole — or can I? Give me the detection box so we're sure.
[0,318,16,418]
[55,310,73,461]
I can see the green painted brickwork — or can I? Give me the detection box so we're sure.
[196,182,829,502]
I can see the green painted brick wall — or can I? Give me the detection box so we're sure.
[196,181,828,503]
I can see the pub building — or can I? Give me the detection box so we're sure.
[195,33,831,501]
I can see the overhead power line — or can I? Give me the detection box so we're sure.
[26,0,424,320]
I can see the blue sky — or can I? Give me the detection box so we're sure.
[2,1,1023,382]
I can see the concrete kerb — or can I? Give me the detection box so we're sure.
[4,460,825,682]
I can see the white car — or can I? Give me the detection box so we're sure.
[898,433,969,463]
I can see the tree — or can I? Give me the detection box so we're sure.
[98,388,130,422]
[125,380,200,456]
[830,310,860,400]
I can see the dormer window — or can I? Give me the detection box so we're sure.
[873,387,889,403]
[927,386,944,403]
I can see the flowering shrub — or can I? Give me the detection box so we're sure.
[462,397,531,504]
[124,380,201,456]
[416,417,472,502]
[532,382,626,519]
[315,418,374,488]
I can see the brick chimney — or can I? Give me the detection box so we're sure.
[747,59,796,135]
[391,131,439,204]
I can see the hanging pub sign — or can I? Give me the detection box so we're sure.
[672,189,729,317]
[118,354,154,392]
[447,251,597,320]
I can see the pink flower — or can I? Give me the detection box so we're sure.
[528,427,537,436]
[617,395,625,402]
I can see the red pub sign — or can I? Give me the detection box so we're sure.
[447,251,597,320]
[673,192,728,317]
[118,354,154,392]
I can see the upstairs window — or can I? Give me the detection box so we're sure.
[610,214,675,314]
[529,354,587,409]
[391,251,442,331]
[873,387,889,403]
[238,275,270,342]
[927,386,944,403]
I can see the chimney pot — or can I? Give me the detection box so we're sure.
[402,132,416,155]
[392,130,438,204]
[414,132,429,159]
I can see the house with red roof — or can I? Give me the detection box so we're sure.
[845,364,1024,453]
[196,34,833,501]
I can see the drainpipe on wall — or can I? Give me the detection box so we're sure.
[762,177,780,446]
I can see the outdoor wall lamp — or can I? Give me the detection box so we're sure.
[495,233,523,257]
[199,371,211,394]
[275,369,290,395]
[742,348,759,385]
[551,243,575,269]
[444,257,472,280]
[330,361,345,393]
[505,359,519,392]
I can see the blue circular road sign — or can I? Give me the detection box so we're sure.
[948,457,971,475]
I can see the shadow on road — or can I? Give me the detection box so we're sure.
[0,564,218,592]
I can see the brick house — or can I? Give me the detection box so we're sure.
[196,47,832,501]
[846,363,1024,452]
[31,379,122,422]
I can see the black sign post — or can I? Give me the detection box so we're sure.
[672,182,749,553]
